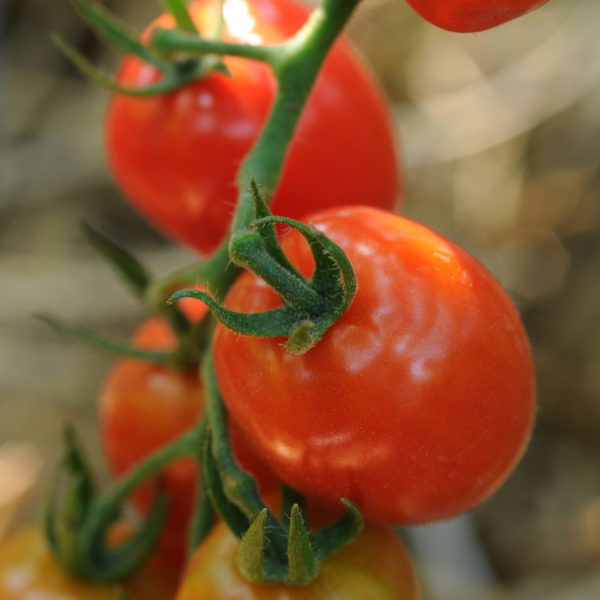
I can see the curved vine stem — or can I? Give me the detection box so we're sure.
[230,0,361,241]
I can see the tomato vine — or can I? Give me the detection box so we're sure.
[46,0,375,586]
[31,0,546,595]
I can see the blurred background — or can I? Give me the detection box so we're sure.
[1,0,600,598]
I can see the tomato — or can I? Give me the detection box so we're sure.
[405,0,550,32]
[212,206,536,525]
[99,301,279,573]
[0,526,172,600]
[175,520,418,599]
[105,0,400,255]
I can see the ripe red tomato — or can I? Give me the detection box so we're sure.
[105,0,400,255]
[405,0,550,32]
[175,520,418,599]
[0,526,172,600]
[99,301,279,572]
[213,206,536,525]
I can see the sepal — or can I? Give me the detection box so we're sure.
[35,312,172,364]
[51,33,201,96]
[44,427,169,581]
[309,498,363,562]
[286,504,317,584]
[172,180,357,354]
[67,0,163,66]
[82,223,150,298]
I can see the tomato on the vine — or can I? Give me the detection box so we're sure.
[105,0,400,255]
[213,206,536,525]
[99,301,279,571]
[175,520,418,599]
[0,526,172,600]
[405,0,550,32]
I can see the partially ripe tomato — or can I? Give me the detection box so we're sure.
[99,301,279,572]
[213,206,536,525]
[405,0,550,32]
[0,526,172,600]
[175,520,419,599]
[106,0,400,254]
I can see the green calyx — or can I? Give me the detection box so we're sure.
[199,352,364,585]
[170,180,357,354]
[44,426,169,581]
[237,499,364,586]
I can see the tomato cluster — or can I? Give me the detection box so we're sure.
[7,0,549,596]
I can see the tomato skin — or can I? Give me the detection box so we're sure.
[105,0,400,255]
[0,526,172,600]
[99,314,204,532]
[405,0,550,32]
[99,302,279,572]
[175,520,418,599]
[213,206,536,525]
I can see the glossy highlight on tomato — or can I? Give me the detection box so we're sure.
[213,206,536,525]
[99,301,279,571]
[106,0,400,254]
[175,520,419,599]
[405,0,550,32]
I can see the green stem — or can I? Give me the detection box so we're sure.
[187,419,215,552]
[230,0,361,240]
[170,313,215,371]
[90,429,200,520]
[35,312,173,365]
[202,352,269,519]
[202,351,288,559]
[151,27,281,63]
[144,240,237,311]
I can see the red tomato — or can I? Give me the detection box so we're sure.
[175,520,418,599]
[105,0,400,255]
[0,526,172,600]
[212,206,536,525]
[405,0,550,32]
[99,301,279,572]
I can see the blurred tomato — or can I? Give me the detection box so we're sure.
[106,0,400,254]
[176,520,419,599]
[99,300,279,573]
[0,525,172,600]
